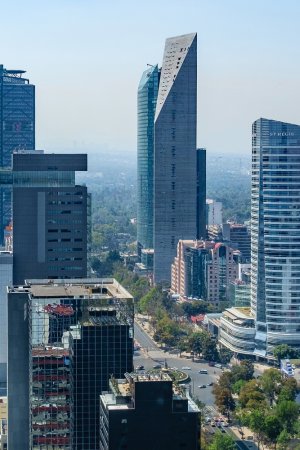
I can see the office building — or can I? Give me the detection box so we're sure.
[197,148,206,240]
[11,151,88,284]
[0,251,12,387]
[206,199,222,226]
[154,33,198,283]
[171,240,213,299]
[7,278,134,450]
[137,65,160,260]
[100,372,199,450]
[251,118,300,357]
[0,65,35,243]
[223,222,251,262]
[171,240,238,305]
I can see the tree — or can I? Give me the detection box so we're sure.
[276,429,290,450]
[201,333,218,361]
[208,431,236,450]
[246,409,267,448]
[278,377,298,403]
[239,379,266,409]
[218,347,233,364]
[273,344,299,363]
[213,385,235,417]
[231,360,254,383]
[275,400,299,434]
[232,379,246,394]
[263,415,282,442]
[182,300,210,316]
[187,332,204,356]
[260,368,282,405]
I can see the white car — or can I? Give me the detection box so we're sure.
[182,366,191,370]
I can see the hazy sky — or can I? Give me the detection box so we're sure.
[2,0,300,156]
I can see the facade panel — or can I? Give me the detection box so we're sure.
[0,65,35,243]
[154,33,198,283]
[137,65,160,256]
[251,118,300,356]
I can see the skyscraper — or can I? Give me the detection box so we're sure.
[137,65,160,258]
[0,65,35,243]
[7,278,134,450]
[11,151,88,284]
[251,118,300,357]
[154,33,198,283]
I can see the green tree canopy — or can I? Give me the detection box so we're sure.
[208,431,236,450]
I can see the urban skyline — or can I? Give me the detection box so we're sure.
[1,1,300,155]
[2,8,300,447]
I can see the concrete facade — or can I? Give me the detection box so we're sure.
[12,152,88,284]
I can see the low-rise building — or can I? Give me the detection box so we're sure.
[99,372,200,450]
[219,307,256,357]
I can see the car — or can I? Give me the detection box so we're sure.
[198,384,206,388]
[207,382,213,386]
[215,363,223,369]
[199,369,208,374]
[136,365,144,370]
[182,366,191,370]
[152,364,161,369]
[208,361,215,367]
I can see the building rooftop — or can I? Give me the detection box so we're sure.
[8,278,133,301]
[224,307,253,320]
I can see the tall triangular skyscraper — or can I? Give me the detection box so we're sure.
[154,33,198,283]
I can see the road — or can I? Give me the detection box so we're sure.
[134,321,222,405]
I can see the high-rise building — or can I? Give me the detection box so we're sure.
[0,251,12,388]
[10,151,88,284]
[7,278,134,450]
[171,240,238,305]
[0,65,35,243]
[223,222,251,262]
[251,118,300,357]
[154,33,198,283]
[137,65,160,259]
[99,372,200,450]
[206,199,222,226]
[197,148,206,240]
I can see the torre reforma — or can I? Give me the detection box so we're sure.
[154,33,198,283]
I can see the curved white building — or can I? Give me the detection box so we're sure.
[251,118,300,358]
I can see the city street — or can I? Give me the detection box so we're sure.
[134,322,222,405]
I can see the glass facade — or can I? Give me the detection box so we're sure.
[137,65,160,256]
[0,66,35,243]
[17,280,134,450]
[251,118,300,356]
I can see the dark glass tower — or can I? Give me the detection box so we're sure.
[0,65,35,242]
[137,65,160,258]
[11,151,88,284]
[251,118,300,357]
[7,278,134,450]
[154,33,198,283]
